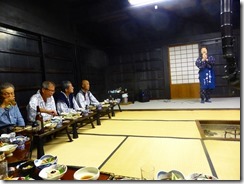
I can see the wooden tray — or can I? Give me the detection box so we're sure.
[11,165,114,180]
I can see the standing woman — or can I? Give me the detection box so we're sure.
[195,46,216,103]
[0,82,25,132]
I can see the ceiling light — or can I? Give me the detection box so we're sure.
[128,0,166,7]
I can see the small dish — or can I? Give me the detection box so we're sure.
[185,173,218,180]
[73,167,100,180]
[10,135,30,143]
[44,122,57,129]
[10,136,30,149]
[34,155,58,170]
[16,160,36,177]
[39,164,67,180]
[0,144,18,157]
[156,170,185,180]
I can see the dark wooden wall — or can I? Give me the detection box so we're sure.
[0,0,240,123]
[106,31,240,101]
[0,25,108,121]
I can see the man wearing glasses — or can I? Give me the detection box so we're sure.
[0,82,25,132]
[27,81,58,123]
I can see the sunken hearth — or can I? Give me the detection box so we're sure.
[197,120,240,140]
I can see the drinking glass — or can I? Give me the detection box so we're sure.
[140,163,155,180]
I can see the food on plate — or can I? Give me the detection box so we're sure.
[41,156,56,164]
[4,175,33,180]
[13,126,25,132]
[39,164,67,180]
[186,173,218,180]
[171,172,181,180]
[47,165,66,179]
[22,165,33,170]
[0,141,7,147]
[62,113,81,120]
[47,169,60,179]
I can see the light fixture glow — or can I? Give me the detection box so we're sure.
[128,0,165,7]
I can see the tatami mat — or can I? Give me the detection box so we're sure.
[30,108,240,181]
[204,140,240,180]
[31,134,126,168]
[100,137,212,178]
[78,120,201,138]
[112,110,240,121]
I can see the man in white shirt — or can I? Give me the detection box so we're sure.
[75,80,99,111]
[54,80,80,114]
[27,81,58,122]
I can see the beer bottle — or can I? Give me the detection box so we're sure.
[35,105,44,134]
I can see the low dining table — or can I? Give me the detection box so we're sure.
[6,139,31,167]
[9,165,115,180]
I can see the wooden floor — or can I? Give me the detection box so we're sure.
[31,109,240,180]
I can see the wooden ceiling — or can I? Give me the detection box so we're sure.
[52,0,240,48]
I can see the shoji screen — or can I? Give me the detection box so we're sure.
[169,44,199,84]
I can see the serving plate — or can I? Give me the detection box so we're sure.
[34,155,58,169]
[185,173,218,180]
[11,135,30,143]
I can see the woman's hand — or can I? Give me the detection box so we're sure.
[202,53,208,61]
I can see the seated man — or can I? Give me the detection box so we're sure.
[0,82,25,132]
[75,80,99,111]
[27,81,58,122]
[54,80,80,114]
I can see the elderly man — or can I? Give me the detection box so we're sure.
[0,82,25,132]
[75,80,99,111]
[27,81,58,122]
[54,80,80,114]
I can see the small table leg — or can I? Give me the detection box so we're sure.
[111,106,115,117]
[71,123,78,139]
[35,136,44,159]
[65,127,73,142]
[89,117,95,128]
[118,103,122,112]
[96,112,101,125]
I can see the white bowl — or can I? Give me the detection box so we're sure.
[73,167,100,180]
[34,155,58,170]
[0,144,18,157]
[156,170,185,180]
[39,164,67,180]
[185,173,218,180]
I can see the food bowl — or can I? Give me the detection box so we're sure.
[34,155,58,170]
[73,167,100,180]
[156,170,185,180]
[0,144,18,157]
[16,160,36,176]
[44,122,57,129]
[10,136,30,150]
[185,173,218,180]
[39,164,67,180]
[51,116,62,124]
